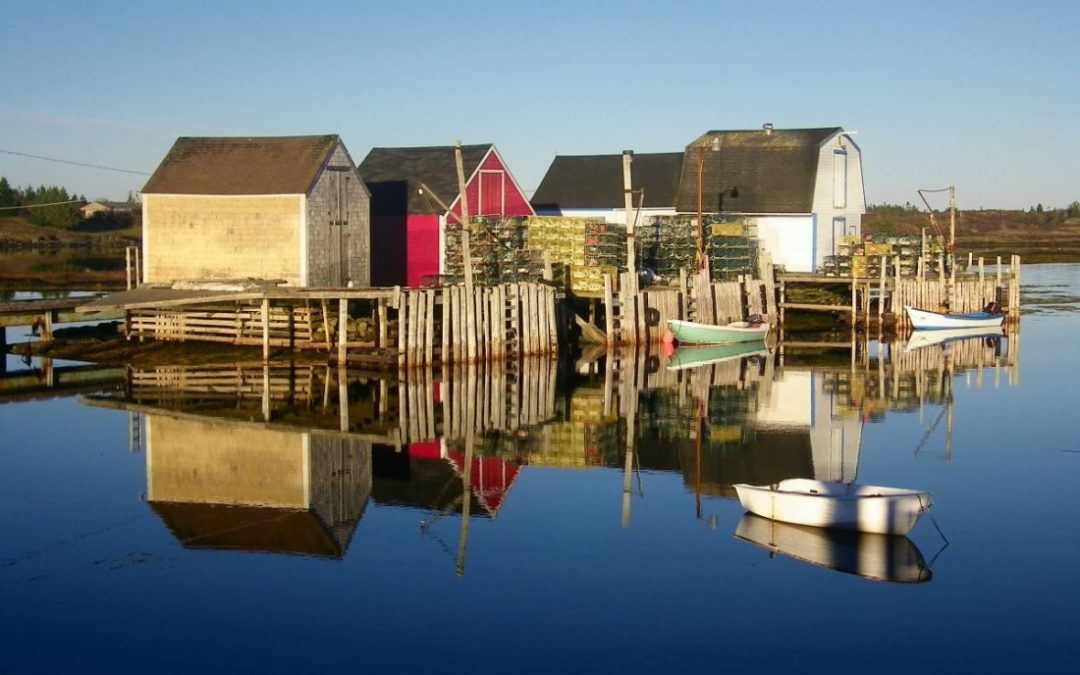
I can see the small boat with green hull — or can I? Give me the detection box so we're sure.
[666,318,769,345]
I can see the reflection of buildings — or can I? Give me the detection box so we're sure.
[372,441,520,518]
[754,369,861,484]
[146,415,370,558]
[81,329,1017,558]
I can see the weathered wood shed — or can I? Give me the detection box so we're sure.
[141,135,370,287]
[675,126,866,273]
[358,144,534,287]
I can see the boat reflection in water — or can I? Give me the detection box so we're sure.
[734,513,932,584]
[903,326,1005,353]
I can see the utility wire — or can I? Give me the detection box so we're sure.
[0,199,84,211]
[0,148,151,176]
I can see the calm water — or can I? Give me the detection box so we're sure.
[2,265,1078,674]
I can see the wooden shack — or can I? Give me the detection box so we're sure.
[358,144,534,287]
[675,126,866,273]
[141,135,370,287]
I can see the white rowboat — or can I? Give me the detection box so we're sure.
[905,305,1005,330]
[732,478,933,535]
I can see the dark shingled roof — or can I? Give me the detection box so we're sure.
[358,144,493,215]
[674,127,842,214]
[531,152,684,210]
[142,135,342,195]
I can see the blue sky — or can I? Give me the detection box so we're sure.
[1,0,1077,209]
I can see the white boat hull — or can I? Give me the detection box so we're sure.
[905,305,1005,330]
[733,478,932,535]
[734,514,932,583]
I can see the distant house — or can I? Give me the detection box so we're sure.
[531,152,684,224]
[141,135,370,287]
[79,200,137,219]
[358,144,534,287]
[674,126,865,273]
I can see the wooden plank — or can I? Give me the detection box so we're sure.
[604,274,615,344]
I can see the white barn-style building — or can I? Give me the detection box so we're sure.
[675,126,866,273]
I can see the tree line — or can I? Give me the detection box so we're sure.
[0,176,138,231]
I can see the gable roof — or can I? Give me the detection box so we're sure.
[142,135,342,196]
[531,152,684,210]
[358,144,493,214]
[674,127,842,214]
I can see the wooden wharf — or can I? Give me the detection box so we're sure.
[777,254,1021,332]
[78,281,561,369]
[0,297,122,349]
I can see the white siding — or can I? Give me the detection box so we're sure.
[754,215,815,272]
[812,133,866,271]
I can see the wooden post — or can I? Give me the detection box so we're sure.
[125,247,133,290]
[454,142,476,363]
[338,364,350,432]
[542,250,553,282]
[338,298,348,364]
[262,364,272,422]
[623,150,636,273]
[261,298,271,362]
[603,273,615,344]
[878,255,886,320]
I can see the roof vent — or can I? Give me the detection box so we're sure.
[763,123,774,135]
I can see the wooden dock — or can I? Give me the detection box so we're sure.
[0,297,122,350]
[778,254,1021,330]
[79,281,561,368]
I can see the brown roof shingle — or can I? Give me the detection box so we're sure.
[674,127,841,214]
[142,135,342,195]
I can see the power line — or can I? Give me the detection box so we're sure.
[0,200,84,211]
[0,148,151,176]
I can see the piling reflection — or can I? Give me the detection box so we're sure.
[82,326,1016,570]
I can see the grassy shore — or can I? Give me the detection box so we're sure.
[864,207,1080,263]
[0,216,136,290]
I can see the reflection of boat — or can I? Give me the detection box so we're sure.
[732,478,932,535]
[905,305,1005,330]
[667,342,769,371]
[734,514,932,583]
[904,326,1003,352]
[667,318,769,344]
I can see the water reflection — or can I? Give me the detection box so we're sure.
[145,416,369,558]
[733,514,933,584]
[81,326,1017,571]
